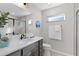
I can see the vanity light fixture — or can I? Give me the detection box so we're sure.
[28,20,32,25]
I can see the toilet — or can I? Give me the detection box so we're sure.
[43,43,52,56]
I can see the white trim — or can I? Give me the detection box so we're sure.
[49,48,73,56]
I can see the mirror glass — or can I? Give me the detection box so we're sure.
[0,19,26,36]
[0,19,13,35]
[14,20,26,35]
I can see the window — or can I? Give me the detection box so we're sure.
[48,14,65,22]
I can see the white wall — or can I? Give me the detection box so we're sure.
[42,3,75,55]
[26,4,42,36]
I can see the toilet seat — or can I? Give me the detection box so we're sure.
[43,43,52,48]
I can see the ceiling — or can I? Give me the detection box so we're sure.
[0,3,31,17]
[32,3,63,11]
[0,3,63,17]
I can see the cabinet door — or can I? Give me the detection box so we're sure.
[23,42,38,56]
[7,50,21,56]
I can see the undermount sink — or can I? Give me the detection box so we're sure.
[19,36,34,44]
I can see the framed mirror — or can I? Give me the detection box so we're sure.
[0,18,26,36]
[13,20,26,35]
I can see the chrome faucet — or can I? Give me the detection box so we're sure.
[20,34,25,40]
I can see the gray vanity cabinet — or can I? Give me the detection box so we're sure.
[23,42,38,56]
[7,39,43,56]
[7,50,21,56]
[23,39,43,56]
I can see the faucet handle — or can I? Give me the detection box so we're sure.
[20,34,26,40]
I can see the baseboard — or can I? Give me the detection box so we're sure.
[49,48,73,56]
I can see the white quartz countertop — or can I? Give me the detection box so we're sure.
[0,36,43,56]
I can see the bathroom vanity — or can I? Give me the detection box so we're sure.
[0,12,43,56]
[0,37,43,56]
